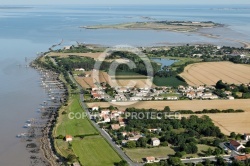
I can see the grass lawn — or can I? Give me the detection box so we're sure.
[124,146,175,162]
[160,93,181,98]
[72,136,122,166]
[169,57,202,67]
[111,71,142,76]
[153,76,187,87]
[183,144,216,158]
[55,95,98,137]
[54,139,73,158]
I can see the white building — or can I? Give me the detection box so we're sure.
[151,137,160,146]
[244,133,250,141]
[229,140,245,151]
[92,106,99,111]
[227,96,235,100]
[65,135,73,142]
[146,156,155,163]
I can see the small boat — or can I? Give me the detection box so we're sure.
[23,123,31,128]
[16,133,28,138]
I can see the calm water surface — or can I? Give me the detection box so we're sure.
[0,4,250,165]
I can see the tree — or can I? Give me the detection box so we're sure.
[168,157,182,166]
[67,154,77,163]
[114,160,129,166]
[136,137,147,148]
[175,151,186,158]
[126,141,136,148]
[246,140,250,147]
[164,106,171,112]
[205,148,213,156]
[231,160,245,166]
[196,163,204,166]
[230,132,236,138]
[203,159,211,166]
[213,148,223,156]
[215,80,228,89]
[216,156,226,166]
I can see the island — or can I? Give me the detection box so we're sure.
[81,21,223,32]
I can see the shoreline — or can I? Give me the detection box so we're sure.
[29,59,67,166]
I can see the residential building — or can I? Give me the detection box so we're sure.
[151,137,160,146]
[128,135,142,141]
[111,124,120,130]
[146,156,155,163]
[91,106,99,111]
[227,96,235,100]
[234,154,250,161]
[65,135,73,142]
[244,133,250,141]
[229,140,245,151]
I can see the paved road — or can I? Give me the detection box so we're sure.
[181,155,231,164]
[68,73,138,166]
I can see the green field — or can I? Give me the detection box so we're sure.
[72,136,122,166]
[153,76,187,87]
[111,71,142,76]
[55,95,98,137]
[170,57,202,67]
[183,144,216,158]
[124,146,175,162]
[124,144,215,162]
[160,93,181,98]
[54,94,122,165]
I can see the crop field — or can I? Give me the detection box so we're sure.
[49,52,102,59]
[87,99,250,135]
[72,136,121,166]
[87,99,250,112]
[183,112,250,135]
[75,70,154,88]
[179,62,250,86]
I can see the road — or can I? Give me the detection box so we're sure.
[181,155,231,164]
[68,73,138,166]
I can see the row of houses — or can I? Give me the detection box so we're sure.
[178,85,219,100]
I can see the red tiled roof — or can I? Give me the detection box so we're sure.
[66,135,72,139]
[146,156,155,161]
[230,140,240,147]
[111,124,120,130]
[234,154,250,161]
[92,94,101,98]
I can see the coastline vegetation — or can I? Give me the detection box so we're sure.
[81,21,222,32]
[35,55,122,165]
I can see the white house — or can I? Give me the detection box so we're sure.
[240,54,246,58]
[75,68,85,72]
[146,156,155,163]
[130,96,143,101]
[227,96,235,100]
[64,46,71,50]
[65,135,73,142]
[92,106,99,111]
[192,54,203,57]
[244,133,250,141]
[167,96,178,100]
[229,140,245,151]
[151,137,160,146]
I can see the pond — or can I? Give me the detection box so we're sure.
[151,58,178,70]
